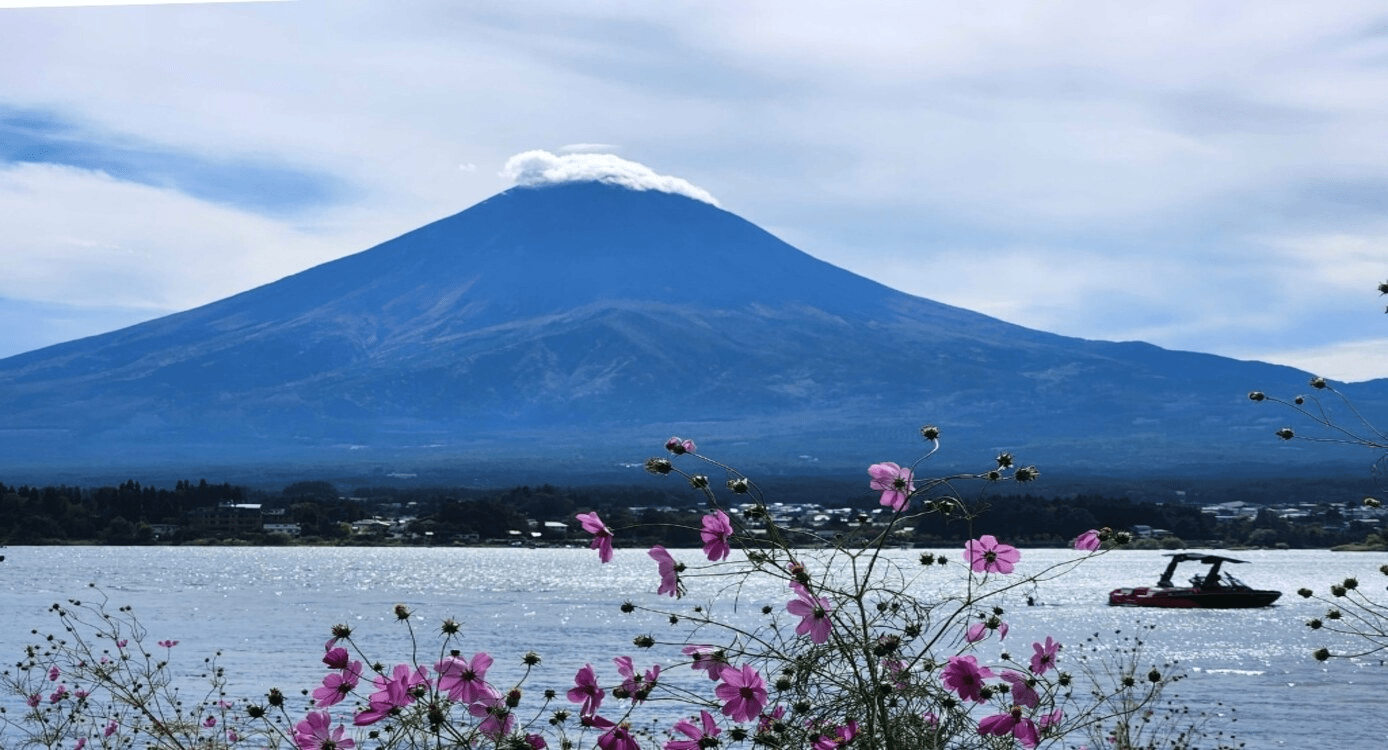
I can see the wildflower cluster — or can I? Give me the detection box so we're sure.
[2,429,1191,750]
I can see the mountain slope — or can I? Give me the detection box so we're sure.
[0,182,1379,481]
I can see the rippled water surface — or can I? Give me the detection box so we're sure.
[2,546,1384,748]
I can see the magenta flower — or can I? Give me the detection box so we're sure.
[715,664,768,723]
[965,619,1008,643]
[1039,708,1063,729]
[978,707,1040,749]
[682,645,729,681]
[964,535,1021,574]
[157,640,179,648]
[1000,671,1039,708]
[435,652,494,703]
[25,694,39,708]
[812,720,859,750]
[203,716,217,728]
[567,664,605,717]
[103,720,117,738]
[354,664,429,726]
[1030,636,1060,675]
[74,739,85,750]
[467,692,514,739]
[700,510,734,561]
[666,710,721,750]
[881,658,908,690]
[757,705,786,734]
[786,585,833,644]
[587,716,640,750]
[1073,529,1101,552]
[524,734,547,749]
[49,685,67,703]
[648,545,684,598]
[294,711,355,750]
[614,656,660,703]
[576,512,615,563]
[312,661,362,707]
[47,667,60,681]
[940,655,994,703]
[868,462,915,512]
[322,647,351,670]
[665,436,697,455]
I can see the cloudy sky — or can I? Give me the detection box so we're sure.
[2,1,1387,381]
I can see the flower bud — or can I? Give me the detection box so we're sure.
[440,618,461,635]
[920,425,941,440]
[393,604,411,620]
[523,651,541,666]
[506,688,522,708]
[1331,585,1346,597]
[1297,588,1313,598]
[727,477,750,494]
[995,452,1014,468]
[1276,427,1294,440]
[1014,466,1039,482]
[1343,577,1359,590]
[633,634,655,649]
[919,552,936,565]
[266,688,284,707]
[1309,376,1327,389]
[644,457,673,475]
[1147,669,1161,683]
[1294,395,1304,405]
[1248,391,1266,401]
[1364,497,1382,508]
[1307,618,1322,630]
[1313,648,1331,661]
[620,601,635,613]
[689,475,709,490]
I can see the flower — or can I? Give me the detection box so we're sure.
[353,664,429,726]
[940,655,993,703]
[978,707,1039,749]
[587,715,641,750]
[157,640,179,648]
[614,655,660,703]
[1000,671,1039,708]
[786,585,833,644]
[322,647,351,670]
[203,716,217,728]
[294,711,355,750]
[868,462,915,512]
[700,510,734,561]
[1073,529,1101,552]
[576,512,615,563]
[812,720,859,750]
[715,664,768,722]
[103,721,117,738]
[1039,708,1063,729]
[682,645,728,681]
[666,710,721,750]
[312,661,362,707]
[964,535,1020,574]
[648,546,683,598]
[1030,636,1060,674]
[47,667,60,681]
[567,663,605,717]
[665,436,696,455]
[965,618,1008,643]
[435,652,493,703]
[467,692,515,739]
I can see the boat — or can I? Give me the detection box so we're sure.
[1108,553,1281,608]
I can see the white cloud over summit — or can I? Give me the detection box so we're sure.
[501,150,719,207]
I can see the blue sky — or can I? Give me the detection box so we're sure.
[1,1,1387,380]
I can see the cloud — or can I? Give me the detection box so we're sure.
[500,150,719,206]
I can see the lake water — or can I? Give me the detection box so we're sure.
[1,546,1384,748]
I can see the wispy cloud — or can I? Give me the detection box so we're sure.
[501,150,719,206]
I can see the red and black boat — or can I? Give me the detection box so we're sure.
[1108,553,1281,608]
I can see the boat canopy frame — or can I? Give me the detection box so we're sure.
[1155,553,1248,589]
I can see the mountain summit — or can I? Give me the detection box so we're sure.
[0,182,1376,481]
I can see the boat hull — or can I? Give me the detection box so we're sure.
[1108,586,1281,608]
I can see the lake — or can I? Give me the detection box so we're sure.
[1,546,1384,748]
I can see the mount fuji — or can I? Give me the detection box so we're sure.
[0,181,1379,483]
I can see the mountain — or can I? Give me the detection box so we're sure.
[0,182,1382,484]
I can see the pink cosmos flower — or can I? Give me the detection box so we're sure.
[965,619,1009,643]
[435,652,494,703]
[567,663,605,716]
[1030,636,1060,675]
[1073,529,1101,552]
[74,739,85,750]
[354,664,429,726]
[586,716,640,750]
[203,716,217,728]
[614,656,660,703]
[103,720,117,738]
[157,640,179,648]
[682,645,728,681]
[786,586,833,644]
[666,710,721,750]
[868,462,915,512]
[648,546,683,598]
[576,512,615,563]
[1039,708,1063,729]
[978,707,1040,749]
[322,647,351,671]
[700,510,734,561]
[665,437,697,455]
[50,685,67,703]
[294,711,355,750]
[881,658,908,690]
[312,661,362,707]
[940,655,994,703]
[715,664,768,723]
[757,705,786,734]
[1000,671,1039,708]
[524,734,547,749]
[47,667,60,681]
[964,535,1021,574]
[26,693,39,708]
[467,692,514,739]
[812,720,859,750]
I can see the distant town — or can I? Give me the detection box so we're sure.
[2,477,1384,551]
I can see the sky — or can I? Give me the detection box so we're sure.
[1,1,1387,381]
